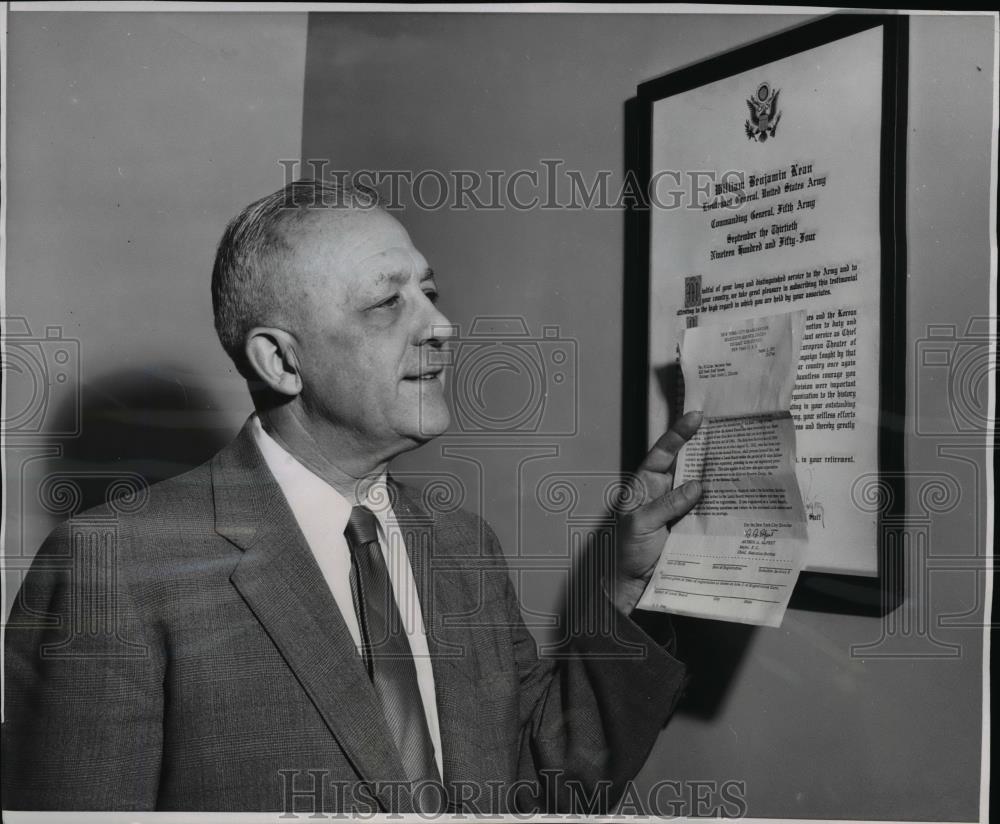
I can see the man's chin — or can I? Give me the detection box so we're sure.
[407,406,451,442]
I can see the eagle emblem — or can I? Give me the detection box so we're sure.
[745,82,781,142]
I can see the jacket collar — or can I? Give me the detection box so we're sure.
[211,419,487,809]
[212,419,413,810]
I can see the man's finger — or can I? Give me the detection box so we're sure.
[632,479,703,534]
[638,410,704,475]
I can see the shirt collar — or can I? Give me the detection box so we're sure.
[250,414,392,539]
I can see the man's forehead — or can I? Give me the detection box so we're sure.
[291,206,422,273]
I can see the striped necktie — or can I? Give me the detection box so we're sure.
[344,505,444,808]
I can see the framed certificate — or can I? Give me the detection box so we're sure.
[623,15,908,610]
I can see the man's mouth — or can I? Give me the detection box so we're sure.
[403,369,442,382]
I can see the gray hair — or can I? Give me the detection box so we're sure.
[211,177,383,378]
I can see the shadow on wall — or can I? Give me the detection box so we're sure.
[670,616,758,719]
[40,366,237,517]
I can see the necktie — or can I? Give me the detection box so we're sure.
[344,505,444,804]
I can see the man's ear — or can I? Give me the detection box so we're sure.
[244,327,303,397]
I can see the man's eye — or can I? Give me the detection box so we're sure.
[375,294,400,309]
[423,289,440,305]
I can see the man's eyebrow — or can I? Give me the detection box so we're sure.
[373,268,435,286]
[373,270,407,286]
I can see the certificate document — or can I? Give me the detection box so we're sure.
[646,26,885,576]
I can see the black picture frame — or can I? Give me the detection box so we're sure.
[622,14,909,617]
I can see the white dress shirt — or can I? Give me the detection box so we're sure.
[251,416,444,778]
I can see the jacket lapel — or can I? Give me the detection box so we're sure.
[389,480,487,801]
[213,421,413,812]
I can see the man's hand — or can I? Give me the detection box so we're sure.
[611,410,704,614]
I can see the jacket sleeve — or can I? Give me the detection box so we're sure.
[2,521,165,811]
[487,522,687,814]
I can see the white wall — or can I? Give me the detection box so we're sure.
[3,10,308,610]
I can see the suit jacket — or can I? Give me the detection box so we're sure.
[2,420,686,813]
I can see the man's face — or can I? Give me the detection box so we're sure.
[284,207,453,458]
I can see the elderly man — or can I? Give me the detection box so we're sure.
[2,179,702,814]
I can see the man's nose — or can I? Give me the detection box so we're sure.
[421,304,456,348]
[416,303,455,374]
